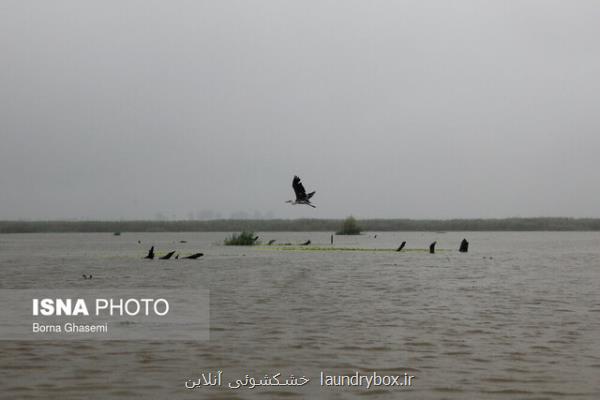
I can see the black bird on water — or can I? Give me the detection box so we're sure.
[286,176,316,208]
[459,238,469,253]
[144,246,155,259]
[82,274,92,280]
[160,251,176,260]
[429,242,437,254]
[396,241,406,252]
[183,253,204,259]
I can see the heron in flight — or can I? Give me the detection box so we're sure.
[286,175,316,208]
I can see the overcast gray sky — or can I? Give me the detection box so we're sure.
[1,1,599,220]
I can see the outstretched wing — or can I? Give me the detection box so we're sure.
[145,246,155,259]
[292,175,308,201]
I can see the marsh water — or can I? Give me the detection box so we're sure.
[1,231,599,399]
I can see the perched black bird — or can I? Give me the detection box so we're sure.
[286,175,316,208]
[144,246,155,260]
[396,241,406,252]
[183,253,204,259]
[160,251,176,260]
[429,242,437,254]
[301,240,311,246]
[459,238,469,253]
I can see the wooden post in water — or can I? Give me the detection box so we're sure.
[331,234,334,245]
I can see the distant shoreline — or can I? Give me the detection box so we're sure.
[2,218,600,233]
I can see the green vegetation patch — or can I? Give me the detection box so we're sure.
[256,246,448,252]
[337,216,362,235]
[224,231,260,246]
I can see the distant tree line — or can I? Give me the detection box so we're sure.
[2,218,600,233]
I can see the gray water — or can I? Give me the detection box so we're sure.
[1,232,599,399]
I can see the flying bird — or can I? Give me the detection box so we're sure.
[286,175,316,208]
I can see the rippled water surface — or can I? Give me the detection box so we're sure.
[1,231,599,399]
